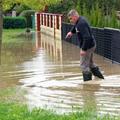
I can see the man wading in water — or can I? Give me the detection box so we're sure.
[66,9,104,81]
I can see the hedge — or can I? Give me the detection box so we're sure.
[3,17,26,29]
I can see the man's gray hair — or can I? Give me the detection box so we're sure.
[67,9,79,17]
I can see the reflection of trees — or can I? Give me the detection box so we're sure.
[1,41,35,65]
[0,40,36,88]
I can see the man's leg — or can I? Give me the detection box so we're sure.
[82,71,92,81]
[89,49,104,79]
[80,49,93,81]
[90,67,104,79]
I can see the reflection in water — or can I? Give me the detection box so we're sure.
[0,33,36,88]
[0,31,120,116]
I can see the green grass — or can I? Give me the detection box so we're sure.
[2,29,27,43]
[0,88,119,120]
[0,102,119,120]
[0,87,119,120]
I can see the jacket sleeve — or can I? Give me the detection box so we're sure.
[70,25,76,34]
[78,23,92,51]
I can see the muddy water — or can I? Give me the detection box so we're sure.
[0,32,120,115]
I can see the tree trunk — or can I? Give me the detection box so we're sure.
[0,0,2,43]
[0,0,3,64]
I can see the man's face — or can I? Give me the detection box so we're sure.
[69,16,77,24]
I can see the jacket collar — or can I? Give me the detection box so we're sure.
[75,16,80,24]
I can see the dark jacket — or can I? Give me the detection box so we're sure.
[71,16,96,51]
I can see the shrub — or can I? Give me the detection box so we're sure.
[3,17,26,29]
[19,10,35,28]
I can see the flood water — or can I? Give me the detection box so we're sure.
[0,31,120,115]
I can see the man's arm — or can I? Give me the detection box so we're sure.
[70,25,76,33]
[66,25,76,39]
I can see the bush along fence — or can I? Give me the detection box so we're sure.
[61,22,120,63]
[3,16,26,29]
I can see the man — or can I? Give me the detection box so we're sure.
[66,9,104,81]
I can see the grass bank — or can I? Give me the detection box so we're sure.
[2,29,31,43]
[0,87,119,120]
[0,102,119,120]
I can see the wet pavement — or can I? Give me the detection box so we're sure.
[0,32,120,115]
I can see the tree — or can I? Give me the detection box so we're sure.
[3,0,62,11]
[0,0,2,42]
[0,0,2,64]
[2,0,63,58]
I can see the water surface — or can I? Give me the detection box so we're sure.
[0,31,120,115]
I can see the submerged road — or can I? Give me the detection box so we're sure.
[0,32,120,115]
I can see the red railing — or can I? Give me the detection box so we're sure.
[36,12,63,31]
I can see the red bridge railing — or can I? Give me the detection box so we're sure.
[35,12,63,31]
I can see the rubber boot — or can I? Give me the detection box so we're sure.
[82,71,92,82]
[91,67,104,79]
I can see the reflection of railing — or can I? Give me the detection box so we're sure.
[40,32,63,62]
[35,32,80,62]
[35,12,62,39]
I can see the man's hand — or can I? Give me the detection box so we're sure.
[80,50,87,56]
[65,32,73,39]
